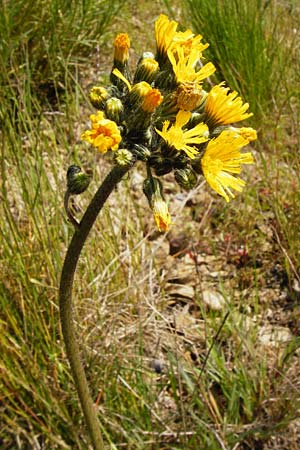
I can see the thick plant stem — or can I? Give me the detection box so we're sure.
[59,165,130,450]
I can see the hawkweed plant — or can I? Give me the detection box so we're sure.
[59,14,257,449]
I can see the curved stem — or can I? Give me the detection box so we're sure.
[64,190,80,229]
[59,165,130,450]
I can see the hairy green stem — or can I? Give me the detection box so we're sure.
[59,165,130,450]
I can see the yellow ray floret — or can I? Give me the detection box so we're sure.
[205,83,253,127]
[81,111,121,153]
[168,47,215,85]
[155,110,209,159]
[201,130,254,202]
[112,68,132,91]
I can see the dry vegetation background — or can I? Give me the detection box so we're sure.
[0,0,300,449]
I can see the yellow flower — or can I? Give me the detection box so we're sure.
[171,30,209,57]
[229,126,257,143]
[155,14,178,62]
[155,14,209,64]
[201,130,254,202]
[114,33,130,63]
[152,198,171,232]
[155,110,209,159]
[168,47,216,85]
[205,83,253,127]
[81,111,121,153]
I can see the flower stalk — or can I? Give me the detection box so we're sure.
[59,165,131,450]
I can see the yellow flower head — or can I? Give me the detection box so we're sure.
[155,15,209,64]
[176,82,203,111]
[142,88,164,113]
[201,130,254,202]
[114,33,130,63]
[205,83,253,127]
[155,14,178,63]
[152,198,171,232]
[171,30,209,57]
[229,126,257,143]
[81,111,122,154]
[168,47,216,86]
[155,110,209,159]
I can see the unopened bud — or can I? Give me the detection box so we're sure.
[175,168,198,190]
[148,153,173,176]
[89,86,109,109]
[132,144,151,161]
[133,57,159,84]
[113,33,130,64]
[114,148,134,167]
[126,81,152,108]
[67,165,91,195]
[143,177,163,204]
[105,97,124,123]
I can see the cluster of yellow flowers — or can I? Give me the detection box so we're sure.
[81,14,256,231]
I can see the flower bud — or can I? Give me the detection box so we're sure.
[124,83,163,132]
[154,69,176,90]
[143,177,171,232]
[148,153,173,176]
[113,33,130,64]
[152,198,171,232]
[114,148,134,167]
[126,81,152,108]
[131,144,151,161]
[67,165,91,195]
[105,97,124,124]
[133,57,159,84]
[143,176,163,204]
[110,33,131,90]
[175,168,198,190]
[89,86,109,109]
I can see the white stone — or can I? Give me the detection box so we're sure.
[201,290,226,311]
